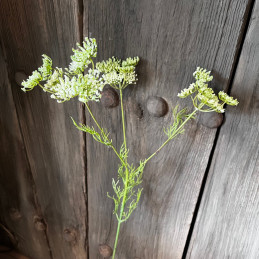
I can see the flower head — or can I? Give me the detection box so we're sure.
[21,71,42,92]
[49,75,78,103]
[21,38,106,104]
[178,67,238,113]
[69,37,97,74]
[78,69,105,103]
[177,83,196,98]
[96,56,139,89]
[38,54,52,80]
[193,67,213,82]
[218,91,239,106]
[45,69,104,103]
[21,54,52,92]
[96,57,121,73]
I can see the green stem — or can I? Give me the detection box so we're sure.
[84,102,126,167]
[146,109,198,163]
[38,83,56,94]
[112,219,122,259]
[119,88,127,151]
[91,59,95,70]
[112,88,129,259]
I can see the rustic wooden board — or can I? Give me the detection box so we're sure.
[0,40,51,259]
[86,0,252,258]
[0,1,87,258]
[187,1,259,258]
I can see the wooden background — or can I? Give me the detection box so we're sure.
[0,0,258,258]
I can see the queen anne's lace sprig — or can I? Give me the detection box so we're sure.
[20,36,239,259]
[178,67,238,113]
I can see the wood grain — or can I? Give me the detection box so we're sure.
[85,0,252,258]
[0,246,30,259]
[0,40,51,259]
[187,1,259,258]
[0,1,87,258]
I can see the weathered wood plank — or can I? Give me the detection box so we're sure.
[187,1,259,258]
[0,1,87,258]
[0,39,52,259]
[85,0,252,258]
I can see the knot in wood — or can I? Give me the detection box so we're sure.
[199,112,224,128]
[9,208,22,221]
[101,87,119,108]
[34,216,46,231]
[63,228,77,244]
[99,244,113,257]
[147,96,168,117]
[15,71,28,87]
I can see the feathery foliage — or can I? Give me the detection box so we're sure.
[164,106,194,139]
[71,117,112,147]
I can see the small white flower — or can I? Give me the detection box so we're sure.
[177,83,196,98]
[21,71,42,91]
[218,91,239,106]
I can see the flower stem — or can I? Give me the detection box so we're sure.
[112,88,129,259]
[119,88,127,151]
[146,109,198,163]
[112,219,122,259]
[84,102,127,167]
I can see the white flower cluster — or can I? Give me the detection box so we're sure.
[21,38,105,104]
[21,38,141,104]
[218,91,238,106]
[103,71,124,86]
[38,54,52,80]
[178,67,213,98]
[193,67,213,82]
[178,67,238,113]
[46,69,104,103]
[177,83,196,98]
[78,69,104,103]
[44,68,63,92]
[96,56,139,88]
[197,88,225,113]
[69,37,97,74]
[21,71,42,92]
[21,55,53,92]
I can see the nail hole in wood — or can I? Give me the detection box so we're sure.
[99,244,113,257]
[101,87,119,108]
[34,216,46,231]
[147,96,168,117]
[63,228,77,245]
[199,112,224,128]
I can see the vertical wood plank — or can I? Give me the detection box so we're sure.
[187,1,259,258]
[0,1,87,258]
[0,40,52,259]
[85,0,252,258]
